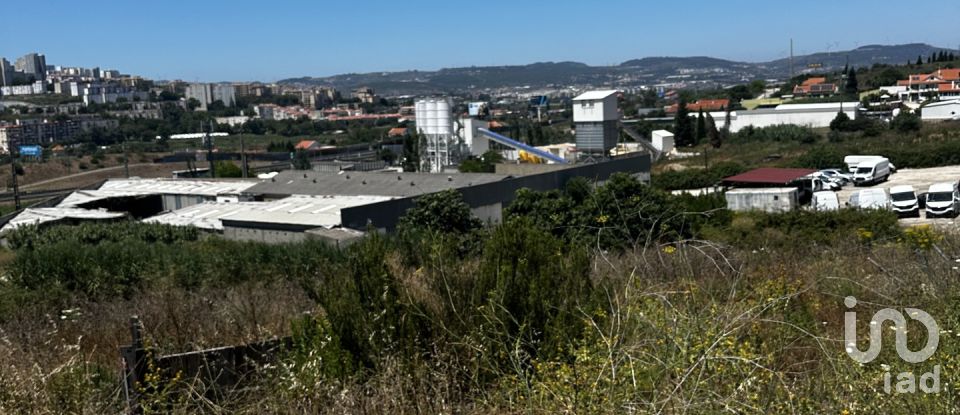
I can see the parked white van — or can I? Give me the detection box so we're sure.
[848,188,890,210]
[925,182,960,218]
[844,155,896,174]
[812,191,840,211]
[889,185,920,217]
[852,157,891,186]
[844,155,883,173]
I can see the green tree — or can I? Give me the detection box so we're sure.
[917,55,923,65]
[377,148,397,165]
[706,113,720,148]
[215,160,243,177]
[727,84,753,101]
[870,67,905,88]
[292,149,312,170]
[845,68,859,94]
[748,80,766,96]
[890,111,921,133]
[398,189,481,233]
[695,109,707,144]
[830,111,851,131]
[673,97,694,147]
[401,132,420,172]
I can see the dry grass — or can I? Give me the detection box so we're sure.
[2,229,960,413]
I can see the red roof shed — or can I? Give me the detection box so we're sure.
[722,168,816,186]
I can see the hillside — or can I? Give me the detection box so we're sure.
[279,43,958,94]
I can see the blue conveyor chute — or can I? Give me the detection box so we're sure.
[477,128,568,164]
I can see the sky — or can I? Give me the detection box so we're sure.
[2,0,958,82]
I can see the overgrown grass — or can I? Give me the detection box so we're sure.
[0,198,958,412]
[659,121,960,180]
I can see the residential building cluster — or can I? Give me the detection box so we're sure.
[1,51,150,105]
[881,69,960,103]
[185,83,236,110]
[0,116,119,152]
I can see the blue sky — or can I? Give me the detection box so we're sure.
[2,0,958,82]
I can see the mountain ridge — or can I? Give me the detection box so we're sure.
[279,43,957,95]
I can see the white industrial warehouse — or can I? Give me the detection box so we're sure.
[701,102,860,133]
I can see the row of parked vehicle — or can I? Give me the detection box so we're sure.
[812,181,960,219]
[888,183,960,218]
[809,156,895,191]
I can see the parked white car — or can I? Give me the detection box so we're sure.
[818,169,852,185]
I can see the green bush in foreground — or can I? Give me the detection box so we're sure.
[1,181,949,413]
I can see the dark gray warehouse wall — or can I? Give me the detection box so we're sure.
[340,153,651,231]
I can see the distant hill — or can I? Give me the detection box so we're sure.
[279,43,958,95]
[764,43,950,74]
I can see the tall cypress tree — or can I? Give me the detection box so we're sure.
[707,113,721,149]
[845,68,859,95]
[673,97,694,147]
[695,109,706,144]
[917,55,923,65]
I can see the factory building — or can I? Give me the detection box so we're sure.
[572,90,621,157]
[1,154,651,244]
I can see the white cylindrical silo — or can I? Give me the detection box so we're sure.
[435,99,451,135]
[415,100,426,134]
[425,99,439,135]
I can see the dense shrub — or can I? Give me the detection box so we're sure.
[790,135,960,169]
[652,161,746,191]
[6,222,199,250]
[731,124,819,144]
[704,208,900,248]
[890,111,921,133]
[5,222,341,301]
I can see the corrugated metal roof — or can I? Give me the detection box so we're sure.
[722,168,816,185]
[726,187,799,195]
[143,195,391,230]
[774,102,859,111]
[573,90,618,101]
[244,170,510,198]
[58,189,155,207]
[1,208,126,234]
[142,201,262,230]
[225,195,391,228]
[99,178,258,197]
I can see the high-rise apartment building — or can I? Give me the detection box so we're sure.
[14,53,46,81]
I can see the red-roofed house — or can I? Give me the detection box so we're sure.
[387,127,408,137]
[896,69,960,102]
[665,99,731,114]
[295,140,321,151]
[793,77,838,97]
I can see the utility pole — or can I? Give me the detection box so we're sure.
[9,146,20,210]
[206,120,216,178]
[240,133,248,178]
[122,136,130,178]
[703,146,709,170]
[789,38,794,79]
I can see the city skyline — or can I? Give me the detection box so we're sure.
[1,0,959,82]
